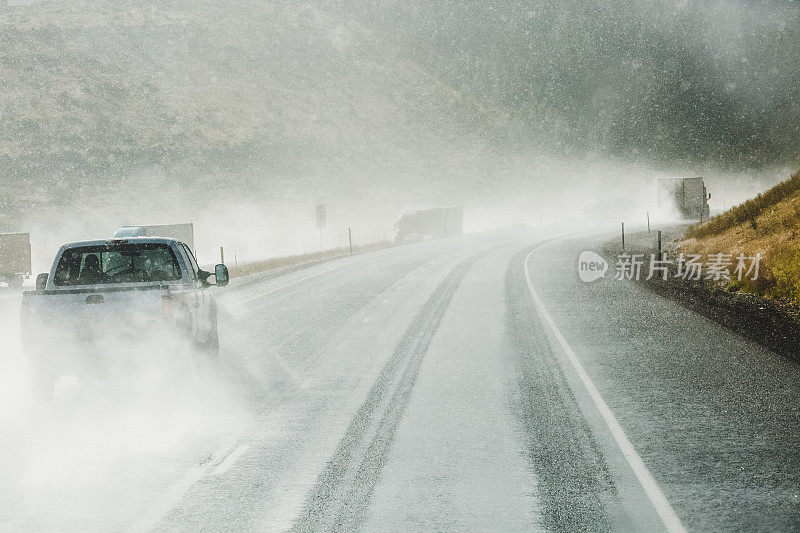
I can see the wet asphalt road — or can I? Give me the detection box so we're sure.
[3,227,800,531]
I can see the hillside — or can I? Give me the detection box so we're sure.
[0,0,526,231]
[682,170,800,304]
[3,0,799,244]
[328,0,800,170]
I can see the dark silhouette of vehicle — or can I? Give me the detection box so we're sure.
[0,232,31,288]
[657,177,711,220]
[393,207,464,243]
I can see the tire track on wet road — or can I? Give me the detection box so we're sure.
[289,244,504,532]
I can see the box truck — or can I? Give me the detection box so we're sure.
[0,232,32,287]
[657,177,711,220]
[393,207,464,243]
[114,223,195,252]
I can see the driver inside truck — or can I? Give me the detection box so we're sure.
[78,254,109,284]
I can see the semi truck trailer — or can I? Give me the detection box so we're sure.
[114,223,195,252]
[393,207,464,243]
[0,232,32,287]
[657,177,711,220]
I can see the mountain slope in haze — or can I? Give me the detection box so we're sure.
[0,0,527,230]
[328,0,800,170]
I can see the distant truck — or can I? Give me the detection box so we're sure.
[657,177,711,220]
[0,232,32,287]
[114,224,195,252]
[393,207,464,243]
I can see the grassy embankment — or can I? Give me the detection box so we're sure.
[682,171,800,304]
[228,241,393,278]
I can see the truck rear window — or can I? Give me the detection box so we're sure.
[54,243,182,286]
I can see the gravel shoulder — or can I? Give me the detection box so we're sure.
[601,225,800,362]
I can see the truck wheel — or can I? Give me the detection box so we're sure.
[205,305,220,360]
[199,322,219,360]
[206,328,220,359]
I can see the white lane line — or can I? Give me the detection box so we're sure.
[128,442,250,532]
[523,245,686,533]
[212,444,251,476]
[237,257,370,305]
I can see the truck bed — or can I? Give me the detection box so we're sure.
[22,284,177,342]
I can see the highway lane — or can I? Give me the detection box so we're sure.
[152,231,547,531]
[522,233,800,532]
[2,227,800,531]
[0,230,549,530]
[151,228,671,532]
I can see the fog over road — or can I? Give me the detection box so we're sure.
[2,228,800,531]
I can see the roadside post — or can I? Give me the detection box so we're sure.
[647,212,651,233]
[348,227,353,255]
[316,204,326,254]
[621,222,625,251]
[657,230,662,259]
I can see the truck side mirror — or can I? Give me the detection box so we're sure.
[36,273,48,291]
[214,264,229,287]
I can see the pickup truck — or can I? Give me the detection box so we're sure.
[20,237,228,396]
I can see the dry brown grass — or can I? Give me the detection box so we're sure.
[228,241,393,278]
[686,171,800,239]
[681,176,800,304]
